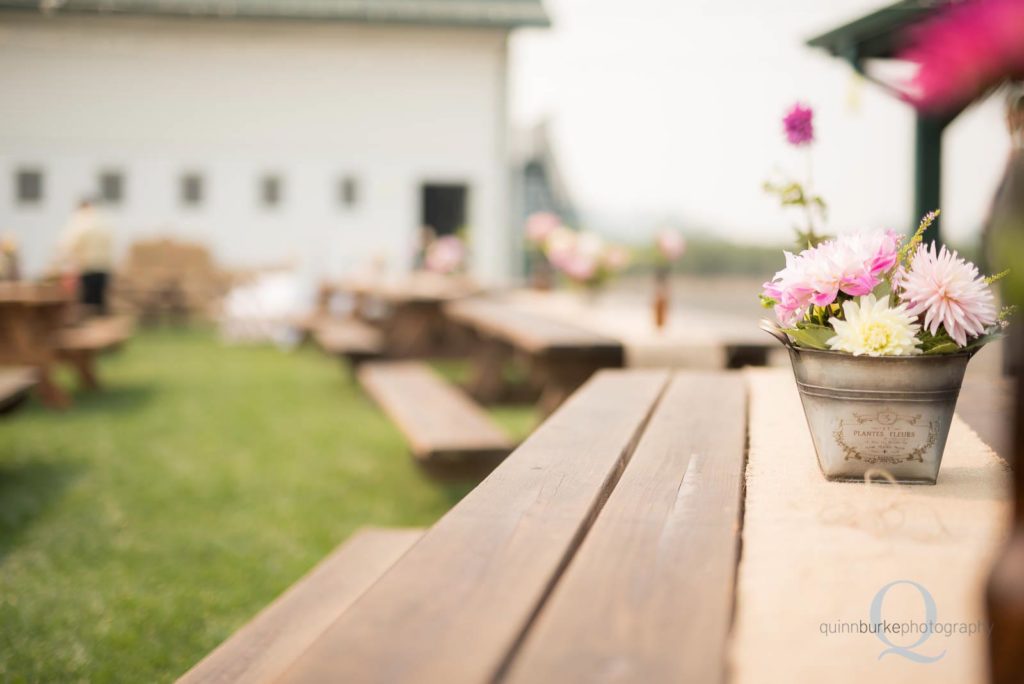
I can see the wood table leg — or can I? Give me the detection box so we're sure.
[533,357,605,417]
[64,350,100,391]
[466,338,511,404]
[35,365,71,409]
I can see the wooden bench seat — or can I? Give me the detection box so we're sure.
[314,319,384,368]
[357,361,514,477]
[56,317,134,391]
[178,527,423,684]
[0,366,38,414]
[57,316,134,354]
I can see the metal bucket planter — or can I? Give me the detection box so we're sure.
[761,319,975,484]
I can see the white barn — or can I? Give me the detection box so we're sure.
[0,0,548,286]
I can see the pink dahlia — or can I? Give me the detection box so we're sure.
[899,243,998,346]
[782,103,814,146]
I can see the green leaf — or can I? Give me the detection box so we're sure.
[782,324,834,350]
[923,342,960,355]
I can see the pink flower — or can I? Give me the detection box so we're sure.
[525,212,561,244]
[898,0,1024,112]
[782,103,814,146]
[655,229,686,261]
[899,243,998,346]
[560,251,598,282]
[761,230,902,325]
[424,235,465,274]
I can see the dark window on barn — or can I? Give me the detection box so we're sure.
[15,169,43,205]
[181,173,203,207]
[99,170,124,205]
[260,175,282,208]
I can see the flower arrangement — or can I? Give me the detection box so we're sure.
[424,234,466,275]
[542,227,630,289]
[764,102,828,247]
[654,228,686,265]
[760,210,1011,357]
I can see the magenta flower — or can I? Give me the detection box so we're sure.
[898,0,1024,112]
[782,103,814,146]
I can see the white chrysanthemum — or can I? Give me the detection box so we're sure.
[898,243,998,347]
[827,294,922,357]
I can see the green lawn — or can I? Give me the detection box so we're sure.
[0,328,535,683]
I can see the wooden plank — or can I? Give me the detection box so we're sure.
[57,316,133,353]
[314,319,383,356]
[278,369,671,684]
[177,527,423,684]
[0,366,38,413]
[505,371,748,683]
[446,298,623,360]
[357,362,513,467]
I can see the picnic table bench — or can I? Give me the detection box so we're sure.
[446,297,625,415]
[0,366,38,414]
[183,366,1012,684]
[178,527,423,684]
[313,318,384,368]
[338,272,479,358]
[357,361,513,477]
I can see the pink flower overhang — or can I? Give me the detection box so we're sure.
[897,0,1024,113]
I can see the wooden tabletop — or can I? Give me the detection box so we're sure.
[0,281,70,305]
[266,368,1010,684]
[446,297,623,359]
[337,272,480,305]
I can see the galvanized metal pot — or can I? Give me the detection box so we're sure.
[786,346,975,485]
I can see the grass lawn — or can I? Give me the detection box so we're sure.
[0,328,536,683]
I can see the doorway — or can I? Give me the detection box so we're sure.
[420,183,468,237]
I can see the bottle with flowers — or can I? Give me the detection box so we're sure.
[651,228,686,330]
[759,210,1012,484]
[541,226,630,302]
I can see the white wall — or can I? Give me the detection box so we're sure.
[0,14,511,285]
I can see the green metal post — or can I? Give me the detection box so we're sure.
[913,114,951,244]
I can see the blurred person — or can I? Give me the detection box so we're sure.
[59,198,113,315]
[983,86,1024,375]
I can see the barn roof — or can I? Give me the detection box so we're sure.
[0,0,550,29]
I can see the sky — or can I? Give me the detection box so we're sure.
[509,0,1011,246]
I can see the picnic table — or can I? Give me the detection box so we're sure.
[337,272,479,358]
[445,297,624,415]
[0,282,75,407]
[185,367,1012,683]
[0,282,133,408]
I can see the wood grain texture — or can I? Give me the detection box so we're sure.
[357,362,513,470]
[505,371,747,684]
[177,527,423,684]
[278,369,671,684]
[446,298,623,360]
